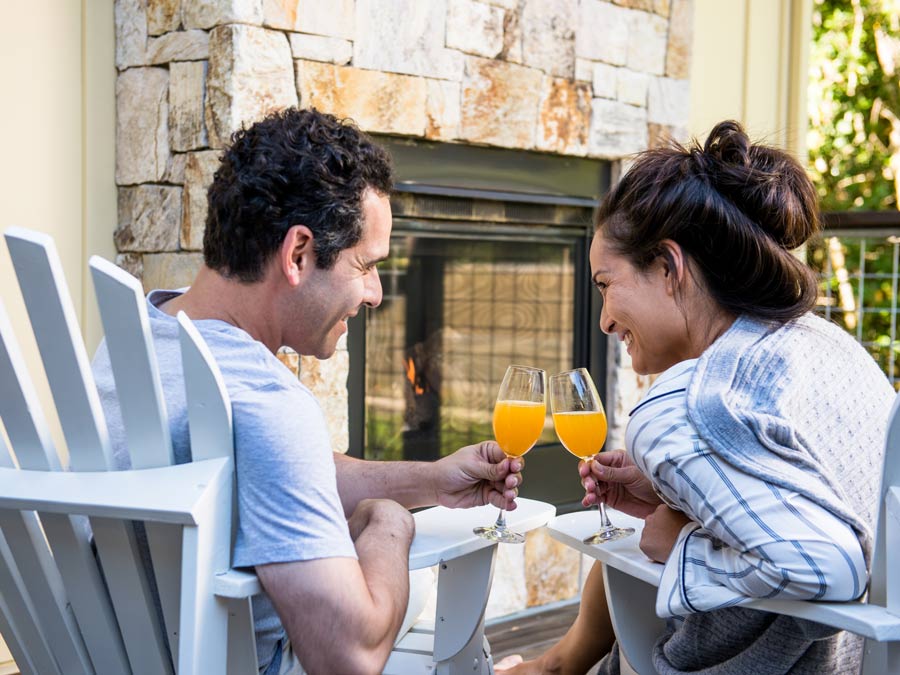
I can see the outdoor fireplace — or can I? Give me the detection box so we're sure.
[349,139,610,509]
[101,0,693,624]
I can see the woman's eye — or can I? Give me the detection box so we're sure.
[594,281,607,292]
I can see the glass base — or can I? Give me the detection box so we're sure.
[473,524,526,544]
[583,526,635,545]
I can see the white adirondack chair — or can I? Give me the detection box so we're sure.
[0,226,555,675]
[547,395,900,675]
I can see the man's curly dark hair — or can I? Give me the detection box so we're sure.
[203,108,393,282]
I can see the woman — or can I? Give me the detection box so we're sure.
[498,121,895,674]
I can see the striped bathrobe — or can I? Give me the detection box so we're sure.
[597,314,894,675]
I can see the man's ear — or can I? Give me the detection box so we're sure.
[280,225,314,286]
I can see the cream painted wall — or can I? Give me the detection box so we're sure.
[84,1,119,352]
[690,0,813,158]
[0,1,83,478]
[0,2,115,670]
[0,3,115,436]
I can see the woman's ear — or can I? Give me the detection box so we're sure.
[659,239,686,296]
[280,225,314,286]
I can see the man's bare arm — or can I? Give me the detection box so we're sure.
[256,499,414,675]
[333,441,523,516]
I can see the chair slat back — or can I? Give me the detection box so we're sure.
[89,256,174,469]
[89,518,173,675]
[178,309,239,565]
[0,435,12,470]
[2,228,247,673]
[177,311,234,462]
[871,393,900,606]
[853,392,900,674]
[0,302,60,472]
[0,301,129,673]
[0,528,55,675]
[175,312,236,674]
[38,512,131,673]
[0,508,94,673]
[89,255,185,656]
[3,229,172,674]
[0,573,37,675]
[4,228,113,472]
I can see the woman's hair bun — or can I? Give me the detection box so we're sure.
[699,120,819,250]
[703,120,751,168]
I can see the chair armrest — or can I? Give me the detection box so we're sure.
[0,460,231,525]
[214,569,261,599]
[212,498,556,598]
[743,599,900,641]
[409,497,556,570]
[547,509,663,586]
[549,509,900,642]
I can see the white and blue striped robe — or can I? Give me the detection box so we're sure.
[625,359,867,619]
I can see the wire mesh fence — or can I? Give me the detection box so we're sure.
[809,220,900,388]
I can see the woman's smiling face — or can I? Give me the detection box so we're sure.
[589,230,696,376]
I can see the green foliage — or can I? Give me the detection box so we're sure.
[808,0,900,211]
[808,1,900,388]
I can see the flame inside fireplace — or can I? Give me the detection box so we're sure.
[404,356,426,395]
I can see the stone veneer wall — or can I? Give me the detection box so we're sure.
[114,0,693,618]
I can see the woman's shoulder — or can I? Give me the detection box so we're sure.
[699,312,889,390]
[651,358,698,389]
[629,359,698,418]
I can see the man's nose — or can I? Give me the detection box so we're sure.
[364,267,383,308]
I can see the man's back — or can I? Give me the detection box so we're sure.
[92,288,356,673]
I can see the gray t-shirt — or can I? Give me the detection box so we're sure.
[92,289,357,673]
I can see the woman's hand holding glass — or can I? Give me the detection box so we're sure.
[473,365,546,544]
[550,368,634,544]
[579,450,662,519]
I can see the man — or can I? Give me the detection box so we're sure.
[93,108,521,675]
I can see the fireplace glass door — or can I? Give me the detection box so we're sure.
[349,190,602,509]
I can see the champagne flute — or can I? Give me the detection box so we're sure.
[474,365,546,544]
[550,368,634,544]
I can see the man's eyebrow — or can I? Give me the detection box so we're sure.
[363,255,390,266]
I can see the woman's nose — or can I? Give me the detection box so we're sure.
[599,304,614,335]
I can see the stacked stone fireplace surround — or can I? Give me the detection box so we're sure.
[114,0,693,617]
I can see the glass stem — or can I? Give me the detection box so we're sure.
[493,505,508,530]
[599,501,613,530]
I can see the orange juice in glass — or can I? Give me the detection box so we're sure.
[494,400,546,458]
[552,409,607,459]
[474,365,546,544]
[550,368,633,545]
